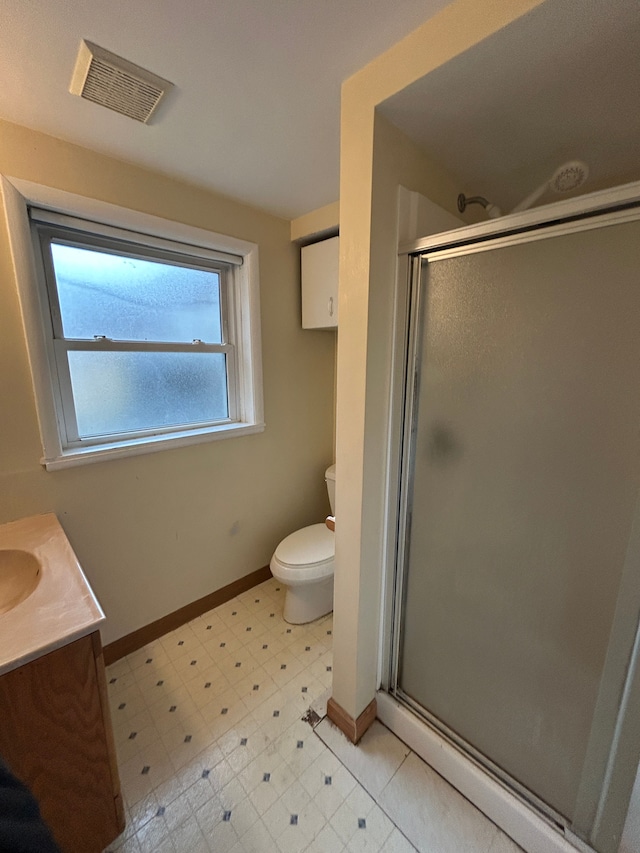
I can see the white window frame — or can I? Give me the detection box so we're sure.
[1,176,264,470]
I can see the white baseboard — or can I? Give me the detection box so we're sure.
[376,691,591,853]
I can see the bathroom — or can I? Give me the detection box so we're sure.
[2,0,640,852]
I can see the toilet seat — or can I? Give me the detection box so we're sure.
[270,523,334,585]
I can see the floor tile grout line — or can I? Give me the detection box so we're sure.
[310,717,418,852]
[382,745,411,792]
[378,727,525,852]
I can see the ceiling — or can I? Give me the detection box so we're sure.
[379,0,640,216]
[3,1,638,223]
[0,0,453,220]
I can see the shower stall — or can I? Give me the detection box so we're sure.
[384,184,640,853]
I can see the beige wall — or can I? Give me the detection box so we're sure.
[290,201,339,243]
[332,0,547,718]
[0,119,335,644]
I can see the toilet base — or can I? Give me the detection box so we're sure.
[282,576,334,624]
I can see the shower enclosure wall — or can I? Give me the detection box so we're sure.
[383,183,640,853]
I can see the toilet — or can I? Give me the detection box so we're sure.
[270,464,336,624]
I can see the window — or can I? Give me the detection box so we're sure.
[3,178,263,469]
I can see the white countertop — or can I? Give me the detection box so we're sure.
[0,513,105,676]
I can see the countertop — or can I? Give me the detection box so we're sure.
[0,513,105,676]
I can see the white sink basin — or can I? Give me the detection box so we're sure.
[0,549,41,614]
[0,514,104,676]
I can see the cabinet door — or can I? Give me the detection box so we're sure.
[0,633,124,852]
[301,236,339,329]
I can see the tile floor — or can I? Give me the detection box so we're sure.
[315,720,522,853]
[103,578,524,852]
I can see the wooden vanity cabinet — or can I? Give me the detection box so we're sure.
[0,631,125,852]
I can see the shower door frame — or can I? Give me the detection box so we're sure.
[382,180,640,853]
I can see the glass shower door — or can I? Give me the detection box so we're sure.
[394,216,640,838]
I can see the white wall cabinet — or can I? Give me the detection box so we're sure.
[301,235,338,329]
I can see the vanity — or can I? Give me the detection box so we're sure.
[0,514,124,852]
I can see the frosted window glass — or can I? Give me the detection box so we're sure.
[51,243,222,343]
[68,351,228,438]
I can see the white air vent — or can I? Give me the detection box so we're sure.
[70,40,173,123]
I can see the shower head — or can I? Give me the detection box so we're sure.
[549,160,589,193]
[511,160,589,214]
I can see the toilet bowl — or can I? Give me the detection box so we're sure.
[270,465,335,624]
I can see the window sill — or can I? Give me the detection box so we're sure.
[41,421,266,471]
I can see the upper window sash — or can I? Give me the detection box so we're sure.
[30,206,244,267]
[51,339,233,353]
[33,223,234,346]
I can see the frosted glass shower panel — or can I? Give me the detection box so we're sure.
[398,220,640,823]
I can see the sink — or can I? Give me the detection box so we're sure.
[0,514,104,676]
[0,549,42,615]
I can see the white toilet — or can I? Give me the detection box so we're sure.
[270,464,336,624]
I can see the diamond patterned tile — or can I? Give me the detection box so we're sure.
[104,576,515,853]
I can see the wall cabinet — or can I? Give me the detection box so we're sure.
[301,235,339,329]
[0,632,125,852]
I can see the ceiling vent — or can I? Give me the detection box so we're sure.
[70,40,173,123]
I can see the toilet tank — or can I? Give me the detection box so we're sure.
[325,464,336,515]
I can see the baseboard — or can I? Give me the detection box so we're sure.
[326,696,377,744]
[103,565,272,665]
[376,691,588,853]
